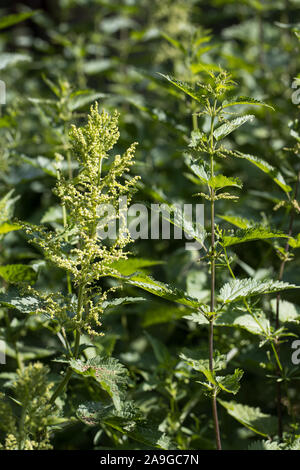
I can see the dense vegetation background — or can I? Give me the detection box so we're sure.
[0,0,299,451]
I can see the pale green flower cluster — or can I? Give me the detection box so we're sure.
[0,363,57,450]
[24,103,139,337]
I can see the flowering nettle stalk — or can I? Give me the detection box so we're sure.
[25,103,139,336]
[0,363,58,450]
[21,103,139,400]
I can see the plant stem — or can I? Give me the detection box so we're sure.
[275,170,300,440]
[49,285,84,405]
[208,104,222,450]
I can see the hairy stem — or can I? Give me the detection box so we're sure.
[208,104,222,450]
[49,284,84,405]
[275,170,300,440]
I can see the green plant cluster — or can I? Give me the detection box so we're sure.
[0,0,300,451]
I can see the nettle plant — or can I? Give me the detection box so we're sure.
[138,69,299,449]
[0,103,174,449]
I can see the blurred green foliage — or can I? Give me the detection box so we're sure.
[0,0,300,451]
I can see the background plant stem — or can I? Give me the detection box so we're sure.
[275,170,300,440]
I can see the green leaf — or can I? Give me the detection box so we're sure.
[180,349,242,394]
[248,440,283,450]
[185,158,209,184]
[161,33,185,52]
[218,308,270,336]
[111,258,164,276]
[233,151,292,193]
[270,299,300,324]
[0,265,37,284]
[213,115,255,141]
[0,222,21,235]
[217,214,251,229]
[69,357,128,410]
[289,233,300,249]
[0,11,37,30]
[216,369,243,395]
[219,400,277,437]
[219,278,298,304]
[186,308,270,336]
[159,74,207,104]
[222,96,274,110]
[115,272,202,308]
[180,348,227,373]
[222,226,288,247]
[0,291,45,314]
[209,174,243,190]
[77,401,175,449]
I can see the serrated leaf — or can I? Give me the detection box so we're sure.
[219,278,298,304]
[233,151,292,193]
[209,174,243,190]
[248,440,282,450]
[219,400,277,437]
[222,96,274,110]
[214,115,255,141]
[77,401,174,449]
[77,401,116,425]
[217,369,243,394]
[180,348,227,373]
[222,226,288,247]
[114,272,202,308]
[185,308,270,336]
[159,74,207,104]
[0,291,45,314]
[217,214,251,229]
[0,265,37,284]
[69,357,128,410]
[186,158,209,184]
